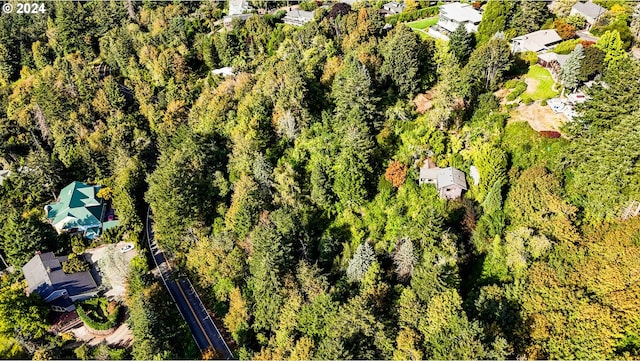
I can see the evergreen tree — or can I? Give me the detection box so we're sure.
[346,242,374,282]
[559,44,584,93]
[448,24,475,64]
[596,30,627,70]
[477,0,516,43]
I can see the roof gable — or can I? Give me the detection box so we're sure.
[22,252,98,299]
[46,182,104,232]
[572,1,607,19]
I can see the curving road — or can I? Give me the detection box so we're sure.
[146,208,233,359]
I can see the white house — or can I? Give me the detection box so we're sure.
[212,67,235,77]
[511,29,562,53]
[418,159,468,200]
[228,0,251,16]
[428,2,482,40]
[570,1,607,27]
[282,9,315,26]
[383,2,406,15]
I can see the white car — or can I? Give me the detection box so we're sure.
[120,244,134,253]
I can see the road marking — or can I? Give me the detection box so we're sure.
[176,279,215,350]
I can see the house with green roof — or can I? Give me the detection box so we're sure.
[45,181,118,239]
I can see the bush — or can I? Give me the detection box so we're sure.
[506,81,528,101]
[565,14,587,29]
[521,94,534,105]
[62,253,90,274]
[554,39,582,54]
[503,79,520,89]
[76,298,121,331]
[540,99,548,106]
[519,51,539,66]
[387,6,439,25]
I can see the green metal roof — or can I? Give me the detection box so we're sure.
[46,182,105,235]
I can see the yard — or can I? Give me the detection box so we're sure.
[523,65,558,101]
[406,16,438,39]
[406,16,439,30]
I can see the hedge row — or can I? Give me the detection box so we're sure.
[76,301,121,331]
[387,6,440,25]
[506,81,528,101]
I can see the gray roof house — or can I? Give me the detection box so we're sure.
[418,159,468,200]
[570,1,607,26]
[511,29,562,53]
[23,252,98,312]
[283,9,315,26]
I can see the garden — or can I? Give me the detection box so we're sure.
[76,297,122,332]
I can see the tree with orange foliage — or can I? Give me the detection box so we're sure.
[384,161,408,188]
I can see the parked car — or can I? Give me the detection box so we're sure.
[120,244,134,253]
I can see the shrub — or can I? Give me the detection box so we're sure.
[387,6,439,25]
[519,51,539,66]
[565,14,586,29]
[62,253,90,274]
[521,95,534,105]
[504,79,520,89]
[554,19,577,39]
[554,39,582,54]
[540,99,548,106]
[76,298,121,331]
[506,81,528,101]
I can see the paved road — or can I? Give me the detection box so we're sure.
[146,208,233,359]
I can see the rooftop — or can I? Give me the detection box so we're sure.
[437,167,468,190]
[45,182,106,236]
[572,1,607,20]
[440,2,482,24]
[512,30,562,52]
[23,252,98,299]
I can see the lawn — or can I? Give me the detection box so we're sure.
[406,16,439,30]
[524,65,559,101]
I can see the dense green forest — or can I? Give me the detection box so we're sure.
[1,0,640,359]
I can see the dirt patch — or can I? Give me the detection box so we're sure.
[414,92,434,113]
[523,77,540,96]
[72,322,133,348]
[509,102,567,133]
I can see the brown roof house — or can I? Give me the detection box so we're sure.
[419,159,468,200]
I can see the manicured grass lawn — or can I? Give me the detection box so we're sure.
[406,16,439,30]
[524,65,559,100]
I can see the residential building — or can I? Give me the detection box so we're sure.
[570,1,607,27]
[223,13,253,29]
[45,181,119,240]
[428,2,482,40]
[0,169,10,185]
[382,2,406,15]
[283,9,315,26]
[537,52,569,76]
[23,252,99,312]
[228,0,251,16]
[511,29,562,53]
[212,67,235,77]
[418,159,468,200]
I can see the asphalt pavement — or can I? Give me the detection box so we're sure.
[146,209,233,359]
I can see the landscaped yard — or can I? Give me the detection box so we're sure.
[406,16,439,40]
[406,16,439,30]
[523,65,558,101]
